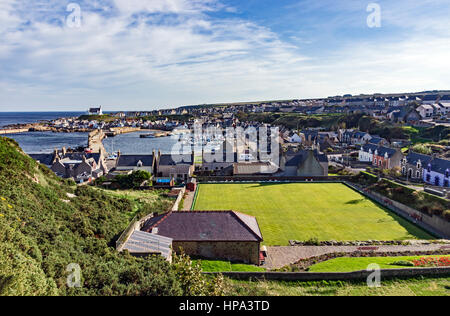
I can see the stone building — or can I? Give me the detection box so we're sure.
[280,149,328,177]
[142,211,263,265]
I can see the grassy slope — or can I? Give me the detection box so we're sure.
[309,255,450,272]
[228,277,450,296]
[0,137,188,296]
[193,183,432,245]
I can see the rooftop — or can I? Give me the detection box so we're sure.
[142,211,263,242]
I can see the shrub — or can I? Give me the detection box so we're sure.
[391,260,414,267]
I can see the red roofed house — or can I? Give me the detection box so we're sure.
[142,211,263,265]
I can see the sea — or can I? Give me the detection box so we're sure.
[0,112,178,154]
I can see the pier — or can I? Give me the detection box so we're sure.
[88,130,106,153]
[0,128,30,135]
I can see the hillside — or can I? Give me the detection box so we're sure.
[0,137,222,296]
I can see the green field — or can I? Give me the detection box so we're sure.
[308,255,450,272]
[193,183,433,245]
[227,277,450,296]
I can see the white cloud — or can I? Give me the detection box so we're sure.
[0,0,449,110]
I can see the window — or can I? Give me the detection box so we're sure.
[435,176,440,186]
[416,171,421,178]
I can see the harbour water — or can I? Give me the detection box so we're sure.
[1,112,187,154]
[103,131,182,154]
[0,112,83,128]
[5,131,89,153]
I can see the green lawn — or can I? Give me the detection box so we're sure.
[228,277,450,296]
[193,260,265,272]
[309,255,450,272]
[193,183,433,245]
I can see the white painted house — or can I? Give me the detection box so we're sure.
[359,144,378,163]
[416,104,434,118]
[88,106,103,116]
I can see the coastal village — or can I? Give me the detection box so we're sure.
[2,0,450,298]
[2,91,450,269]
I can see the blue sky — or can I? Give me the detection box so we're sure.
[0,0,449,111]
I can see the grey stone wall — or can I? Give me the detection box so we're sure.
[172,241,260,265]
[205,267,450,281]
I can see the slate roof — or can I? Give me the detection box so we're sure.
[375,146,397,158]
[428,157,450,175]
[117,154,154,167]
[159,154,193,165]
[142,211,263,242]
[423,95,438,101]
[285,150,328,166]
[29,153,54,166]
[368,137,385,145]
[361,143,378,153]
[63,152,101,162]
[406,151,433,165]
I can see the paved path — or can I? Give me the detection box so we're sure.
[182,190,196,211]
[264,244,450,270]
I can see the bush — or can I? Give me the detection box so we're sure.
[391,260,414,267]
[0,137,225,296]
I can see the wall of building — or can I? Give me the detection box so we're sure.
[172,241,260,265]
[297,151,325,176]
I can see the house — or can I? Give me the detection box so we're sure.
[372,146,403,170]
[422,95,439,105]
[440,95,450,110]
[404,109,422,123]
[29,153,55,168]
[358,143,378,163]
[31,148,108,183]
[352,131,372,145]
[200,151,236,176]
[368,136,388,147]
[142,211,263,265]
[401,151,433,180]
[115,154,155,173]
[423,157,450,187]
[416,104,434,118]
[281,149,328,177]
[88,107,103,115]
[155,152,194,182]
[51,155,104,183]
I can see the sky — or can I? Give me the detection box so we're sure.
[0,0,449,111]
